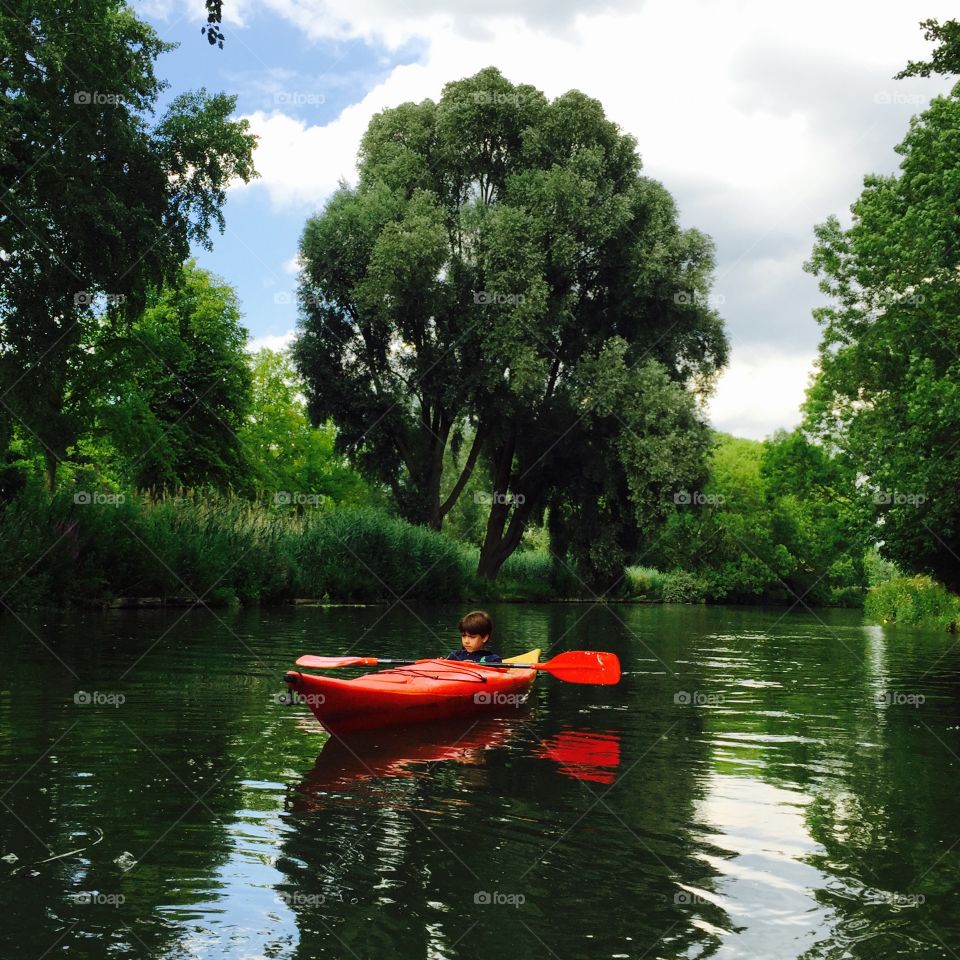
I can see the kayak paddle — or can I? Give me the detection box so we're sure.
[293,650,621,686]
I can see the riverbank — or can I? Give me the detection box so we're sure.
[0,488,924,614]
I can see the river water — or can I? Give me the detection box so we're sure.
[1,603,958,959]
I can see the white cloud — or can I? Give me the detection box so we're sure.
[247,329,297,353]
[707,346,816,440]
[238,0,954,220]
[222,0,956,436]
[282,254,302,274]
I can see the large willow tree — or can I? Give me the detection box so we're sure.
[295,68,726,581]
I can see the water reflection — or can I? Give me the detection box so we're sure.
[2,605,960,959]
[294,720,624,805]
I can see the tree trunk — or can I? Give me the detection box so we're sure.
[475,433,543,580]
[44,449,58,491]
[435,422,487,527]
[477,491,536,580]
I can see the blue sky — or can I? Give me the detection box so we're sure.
[138,5,425,347]
[133,0,956,438]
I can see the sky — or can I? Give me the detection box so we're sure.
[134,0,956,439]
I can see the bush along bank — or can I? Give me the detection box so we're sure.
[865,576,960,632]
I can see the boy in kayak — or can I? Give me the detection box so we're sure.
[448,610,503,663]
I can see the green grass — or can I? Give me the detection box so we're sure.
[865,575,960,632]
[624,565,666,600]
[0,489,469,608]
[625,566,707,603]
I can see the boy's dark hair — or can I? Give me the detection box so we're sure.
[458,610,493,638]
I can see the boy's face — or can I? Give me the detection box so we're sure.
[460,631,488,654]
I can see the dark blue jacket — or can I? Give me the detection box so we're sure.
[447,648,503,663]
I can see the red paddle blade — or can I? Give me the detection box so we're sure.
[539,651,621,685]
[295,655,379,668]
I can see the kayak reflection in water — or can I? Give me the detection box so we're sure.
[446,609,503,663]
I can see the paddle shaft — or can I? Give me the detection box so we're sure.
[293,650,621,685]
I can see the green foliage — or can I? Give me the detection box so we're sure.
[243,348,375,507]
[896,19,960,78]
[804,87,960,591]
[864,548,902,587]
[865,576,960,631]
[548,342,714,591]
[0,1,257,486]
[640,431,869,605]
[294,508,465,603]
[90,262,254,493]
[496,551,555,601]
[660,570,707,604]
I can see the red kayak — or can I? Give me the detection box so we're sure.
[284,648,542,734]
